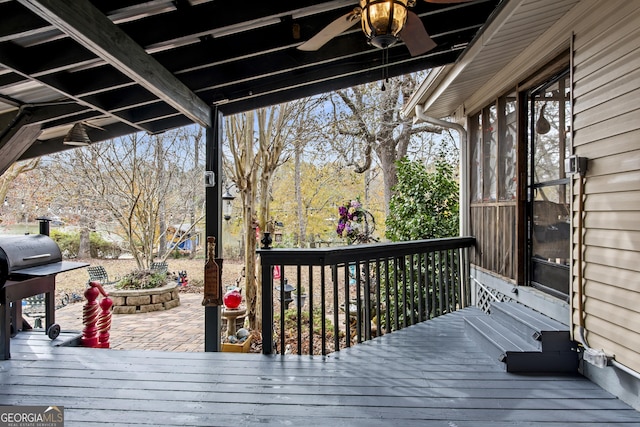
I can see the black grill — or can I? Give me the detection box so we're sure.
[0,231,88,359]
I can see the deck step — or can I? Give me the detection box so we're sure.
[490,302,573,351]
[464,303,578,373]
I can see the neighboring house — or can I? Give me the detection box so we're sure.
[166,223,200,253]
[404,0,640,410]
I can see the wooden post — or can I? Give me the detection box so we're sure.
[204,108,223,352]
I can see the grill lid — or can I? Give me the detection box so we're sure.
[0,234,62,268]
[0,234,62,281]
[0,234,89,288]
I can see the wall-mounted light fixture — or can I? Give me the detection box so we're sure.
[222,188,235,221]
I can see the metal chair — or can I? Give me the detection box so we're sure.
[87,265,119,286]
[150,261,168,274]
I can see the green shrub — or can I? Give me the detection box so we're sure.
[89,232,121,259]
[50,230,121,259]
[50,229,80,258]
[116,270,168,290]
[377,252,460,330]
[386,156,459,241]
[170,248,185,259]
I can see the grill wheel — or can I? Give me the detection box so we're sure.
[47,324,61,340]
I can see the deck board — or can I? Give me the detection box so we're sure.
[1,309,639,426]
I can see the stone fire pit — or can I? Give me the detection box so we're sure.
[108,282,180,314]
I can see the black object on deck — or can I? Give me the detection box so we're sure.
[0,230,87,359]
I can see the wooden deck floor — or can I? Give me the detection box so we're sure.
[1,309,639,426]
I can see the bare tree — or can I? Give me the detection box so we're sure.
[226,110,260,329]
[224,99,319,331]
[294,137,306,247]
[48,128,204,268]
[328,74,443,213]
[290,101,328,248]
[0,160,41,224]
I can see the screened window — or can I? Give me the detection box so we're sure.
[469,114,482,203]
[470,92,517,203]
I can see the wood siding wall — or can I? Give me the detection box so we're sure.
[470,203,517,281]
[572,0,640,373]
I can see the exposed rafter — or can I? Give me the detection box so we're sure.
[17,0,212,128]
[0,0,501,171]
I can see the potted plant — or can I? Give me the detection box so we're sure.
[109,269,181,314]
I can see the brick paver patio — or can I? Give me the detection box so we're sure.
[54,292,206,351]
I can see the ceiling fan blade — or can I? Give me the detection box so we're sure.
[400,11,437,57]
[297,10,360,51]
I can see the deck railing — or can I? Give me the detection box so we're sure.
[258,236,475,355]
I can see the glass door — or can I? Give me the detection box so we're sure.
[527,71,571,299]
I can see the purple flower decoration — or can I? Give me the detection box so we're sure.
[336,198,375,244]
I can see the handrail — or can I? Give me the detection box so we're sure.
[471,276,502,302]
[258,236,475,265]
[258,236,475,356]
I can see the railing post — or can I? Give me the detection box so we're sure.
[320,260,327,356]
[343,264,351,347]
[261,259,273,355]
[363,261,371,341]
[355,261,362,343]
[409,254,416,326]
[384,258,391,334]
[332,264,339,352]
[460,246,470,308]
[296,265,302,355]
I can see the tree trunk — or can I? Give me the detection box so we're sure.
[243,186,258,330]
[190,133,200,259]
[156,136,166,258]
[241,111,260,330]
[78,221,90,258]
[158,202,166,258]
[377,145,398,215]
[295,144,306,248]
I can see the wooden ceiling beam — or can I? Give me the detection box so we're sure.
[0,42,150,133]
[17,0,212,128]
[116,0,355,52]
[215,50,459,115]
[0,113,42,175]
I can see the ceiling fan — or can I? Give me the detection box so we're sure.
[298,0,473,57]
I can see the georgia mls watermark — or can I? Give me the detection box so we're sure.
[0,406,64,427]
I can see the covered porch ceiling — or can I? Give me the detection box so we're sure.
[404,0,582,120]
[0,0,502,172]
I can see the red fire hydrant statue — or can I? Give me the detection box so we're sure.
[81,281,113,348]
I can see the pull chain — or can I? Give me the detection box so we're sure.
[381,48,389,91]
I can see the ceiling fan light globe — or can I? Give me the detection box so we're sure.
[369,34,399,49]
[360,0,409,47]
